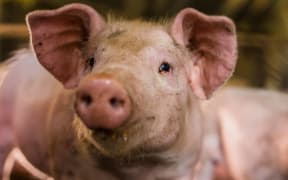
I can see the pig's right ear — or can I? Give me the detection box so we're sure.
[26,3,106,88]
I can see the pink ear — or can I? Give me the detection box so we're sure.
[170,8,237,99]
[26,3,106,88]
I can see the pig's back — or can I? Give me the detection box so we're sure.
[215,87,288,112]
[0,49,62,171]
[208,88,288,180]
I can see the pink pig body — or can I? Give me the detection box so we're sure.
[2,3,285,180]
[199,88,288,180]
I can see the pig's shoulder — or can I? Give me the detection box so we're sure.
[2,48,61,91]
[5,48,48,76]
[203,87,288,126]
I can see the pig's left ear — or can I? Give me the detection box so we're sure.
[170,8,237,99]
[26,3,106,88]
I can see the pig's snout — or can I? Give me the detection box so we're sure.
[75,76,131,130]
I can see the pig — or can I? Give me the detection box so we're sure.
[193,88,288,180]
[0,3,238,180]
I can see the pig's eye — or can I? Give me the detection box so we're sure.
[159,62,172,74]
[86,57,95,70]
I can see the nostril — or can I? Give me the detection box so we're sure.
[76,77,131,130]
[80,94,93,106]
[109,97,125,109]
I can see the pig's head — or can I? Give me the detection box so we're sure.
[26,3,237,170]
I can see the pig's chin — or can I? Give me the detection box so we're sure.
[73,116,180,163]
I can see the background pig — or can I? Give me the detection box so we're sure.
[0,3,237,180]
[194,88,288,180]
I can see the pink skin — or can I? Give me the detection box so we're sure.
[0,3,237,180]
[212,88,288,180]
[194,88,288,180]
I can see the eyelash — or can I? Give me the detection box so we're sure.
[86,57,95,70]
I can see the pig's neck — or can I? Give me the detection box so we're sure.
[99,100,203,180]
[98,154,196,180]
[105,162,195,180]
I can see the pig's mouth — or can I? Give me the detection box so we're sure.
[91,128,129,144]
[73,114,180,162]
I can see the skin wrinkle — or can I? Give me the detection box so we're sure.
[44,83,63,176]
[106,30,126,40]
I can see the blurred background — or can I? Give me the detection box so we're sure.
[0,0,287,91]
